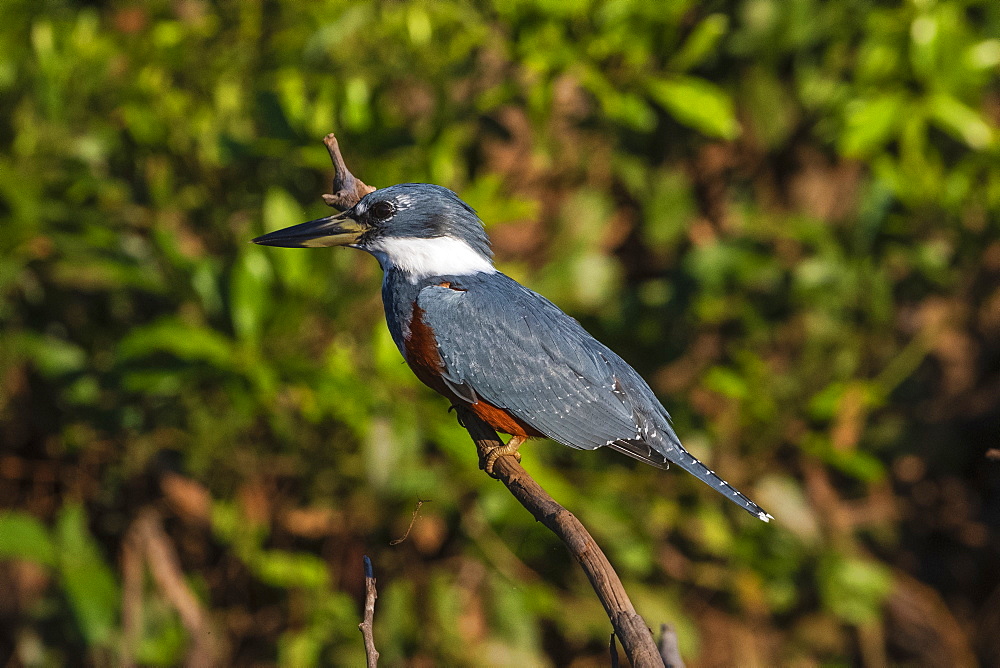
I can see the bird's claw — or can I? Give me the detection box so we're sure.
[481,436,525,476]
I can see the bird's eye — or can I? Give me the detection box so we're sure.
[369,201,394,222]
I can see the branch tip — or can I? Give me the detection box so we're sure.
[322,132,376,210]
[360,555,379,667]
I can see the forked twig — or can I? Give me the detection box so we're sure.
[321,134,376,210]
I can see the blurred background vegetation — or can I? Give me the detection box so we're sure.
[0,0,998,665]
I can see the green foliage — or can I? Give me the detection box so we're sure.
[0,512,56,566]
[56,505,121,647]
[0,0,997,665]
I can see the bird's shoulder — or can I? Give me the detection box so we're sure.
[415,271,577,324]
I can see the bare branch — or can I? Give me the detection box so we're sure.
[457,407,664,668]
[321,134,376,210]
[659,623,685,668]
[359,555,380,668]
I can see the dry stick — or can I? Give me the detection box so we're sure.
[321,133,376,211]
[359,556,379,668]
[317,132,663,668]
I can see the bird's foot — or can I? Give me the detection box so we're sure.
[481,436,525,476]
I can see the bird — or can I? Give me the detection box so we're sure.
[253,183,772,522]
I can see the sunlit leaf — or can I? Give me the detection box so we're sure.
[647,76,740,139]
[840,92,907,157]
[928,93,994,149]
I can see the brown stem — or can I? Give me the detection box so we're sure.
[321,134,376,210]
[359,555,380,668]
[458,407,664,668]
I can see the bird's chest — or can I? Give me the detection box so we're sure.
[388,278,463,397]
[402,302,451,396]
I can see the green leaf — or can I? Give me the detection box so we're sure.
[14,333,87,377]
[56,504,120,645]
[703,366,748,400]
[669,14,729,72]
[818,554,893,625]
[647,76,740,139]
[117,317,236,369]
[252,550,329,589]
[0,512,56,566]
[230,246,273,343]
[928,93,994,149]
[840,92,908,158]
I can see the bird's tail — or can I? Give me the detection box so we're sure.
[668,446,773,522]
[610,434,772,522]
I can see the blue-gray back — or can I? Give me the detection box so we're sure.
[414,272,679,457]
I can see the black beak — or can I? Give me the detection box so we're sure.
[252,211,368,248]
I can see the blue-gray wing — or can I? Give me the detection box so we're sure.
[416,273,774,522]
[416,275,644,451]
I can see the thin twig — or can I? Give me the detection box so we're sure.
[359,555,379,668]
[457,407,664,668]
[658,623,685,668]
[610,632,620,668]
[389,499,427,546]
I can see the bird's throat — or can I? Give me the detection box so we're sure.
[367,237,496,282]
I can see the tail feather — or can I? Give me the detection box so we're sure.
[668,446,772,522]
[611,436,773,522]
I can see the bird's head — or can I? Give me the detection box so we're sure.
[252,183,495,279]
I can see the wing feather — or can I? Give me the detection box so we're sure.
[417,278,637,450]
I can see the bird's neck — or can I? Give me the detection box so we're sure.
[366,236,495,283]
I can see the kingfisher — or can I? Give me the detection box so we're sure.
[253,183,771,522]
